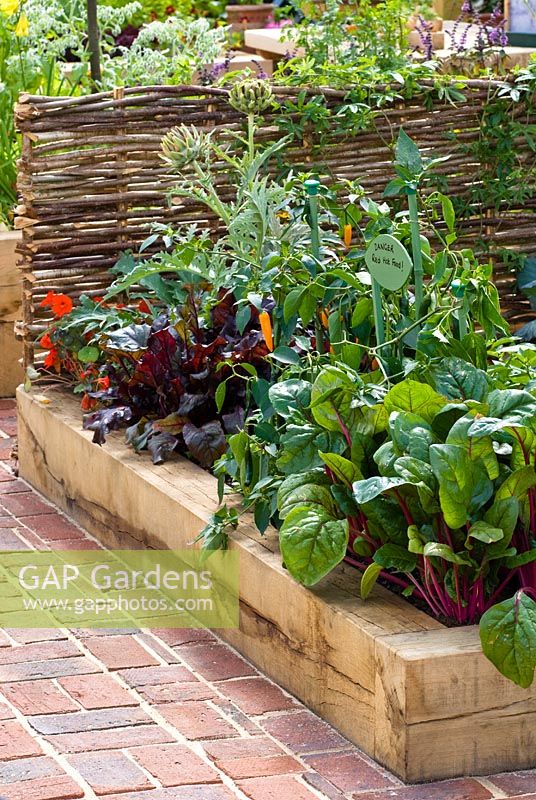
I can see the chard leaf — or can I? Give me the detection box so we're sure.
[389,411,438,461]
[433,357,490,401]
[373,543,417,572]
[487,389,536,422]
[152,412,188,435]
[429,444,493,528]
[407,524,424,554]
[423,542,472,565]
[104,324,151,354]
[384,380,446,424]
[504,549,536,569]
[279,506,349,586]
[468,417,524,438]
[360,496,408,546]
[125,419,152,452]
[353,476,410,505]
[319,452,363,487]
[496,466,536,501]
[276,425,346,475]
[268,379,312,417]
[509,426,536,471]
[480,591,536,688]
[360,562,383,600]
[394,456,436,490]
[429,443,471,528]
[148,432,177,465]
[182,421,226,468]
[331,484,360,517]
[394,456,438,512]
[374,441,398,477]
[353,536,373,557]
[447,416,499,479]
[310,367,357,431]
[484,497,519,545]
[349,404,389,437]
[83,406,133,445]
[465,521,503,547]
[277,471,335,519]
[431,402,469,439]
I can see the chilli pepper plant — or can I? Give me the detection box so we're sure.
[35,102,536,688]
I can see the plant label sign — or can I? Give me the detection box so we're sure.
[365,234,413,291]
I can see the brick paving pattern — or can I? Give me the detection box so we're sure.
[0,398,535,799]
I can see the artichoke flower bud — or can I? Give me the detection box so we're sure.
[161,125,206,170]
[228,79,274,115]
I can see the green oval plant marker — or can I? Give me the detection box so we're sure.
[365,234,413,292]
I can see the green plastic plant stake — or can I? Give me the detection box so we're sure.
[304,178,324,354]
[371,278,385,347]
[407,188,423,317]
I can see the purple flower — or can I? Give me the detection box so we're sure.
[251,59,267,79]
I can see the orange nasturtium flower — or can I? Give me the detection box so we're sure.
[96,376,111,391]
[343,224,352,248]
[40,332,53,349]
[81,393,97,411]
[259,311,274,352]
[40,291,74,318]
[43,347,60,371]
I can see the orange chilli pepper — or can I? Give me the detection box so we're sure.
[320,309,329,329]
[343,224,352,248]
[259,311,274,352]
[371,358,379,371]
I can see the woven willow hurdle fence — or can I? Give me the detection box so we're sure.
[15,82,536,366]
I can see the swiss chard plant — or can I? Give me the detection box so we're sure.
[270,359,536,688]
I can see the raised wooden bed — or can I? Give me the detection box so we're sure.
[226,4,275,32]
[0,231,23,397]
[17,387,536,782]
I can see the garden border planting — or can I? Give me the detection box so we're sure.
[16,386,536,783]
[15,82,536,368]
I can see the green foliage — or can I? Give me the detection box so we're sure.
[480,591,536,689]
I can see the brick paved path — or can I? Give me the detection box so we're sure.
[0,398,535,800]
